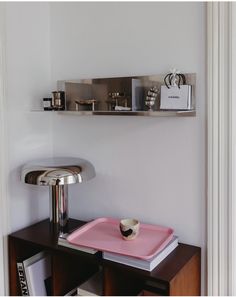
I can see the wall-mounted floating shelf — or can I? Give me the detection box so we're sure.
[57,110,196,117]
[52,73,196,117]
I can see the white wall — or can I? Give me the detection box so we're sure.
[50,0,206,259]
[5,3,53,231]
[4,1,206,245]
[50,4,206,291]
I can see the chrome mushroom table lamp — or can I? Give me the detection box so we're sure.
[21,157,95,235]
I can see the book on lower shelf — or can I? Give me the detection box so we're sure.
[17,251,52,296]
[64,286,79,296]
[17,262,29,295]
[77,271,103,296]
[103,235,178,271]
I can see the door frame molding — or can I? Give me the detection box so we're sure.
[0,3,10,295]
[207,2,235,295]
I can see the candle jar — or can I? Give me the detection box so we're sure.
[43,98,53,111]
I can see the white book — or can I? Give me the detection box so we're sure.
[23,251,51,296]
[103,236,178,271]
[58,236,97,255]
[77,271,103,296]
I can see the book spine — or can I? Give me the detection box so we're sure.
[58,239,97,254]
[17,262,29,296]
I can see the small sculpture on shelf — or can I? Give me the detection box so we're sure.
[75,99,97,111]
[106,92,129,111]
[145,86,159,111]
[164,68,186,89]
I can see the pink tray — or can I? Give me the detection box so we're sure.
[67,218,174,259]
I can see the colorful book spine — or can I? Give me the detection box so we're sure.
[17,262,29,296]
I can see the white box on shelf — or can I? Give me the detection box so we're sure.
[160,85,192,110]
[77,271,103,296]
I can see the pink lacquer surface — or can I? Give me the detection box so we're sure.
[67,218,174,259]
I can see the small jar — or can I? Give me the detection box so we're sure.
[43,98,53,111]
[52,91,65,110]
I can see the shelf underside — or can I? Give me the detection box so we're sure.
[56,110,196,117]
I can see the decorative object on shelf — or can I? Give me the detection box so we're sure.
[163,68,186,89]
[21,157,96,235]
[160,69,192,110]
[119,218,140,240]
[52,91,65,110]
[145,86,159,111]
[114,106,131,111]
[57,73,195,115]
[75,99,97,111]
[43,98,52,111]
[106,92,129,111]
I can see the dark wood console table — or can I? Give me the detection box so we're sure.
[8,219,201,296]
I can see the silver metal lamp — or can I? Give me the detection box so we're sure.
[21,157,95,234]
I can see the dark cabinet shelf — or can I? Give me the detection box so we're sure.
[8,219,201,296]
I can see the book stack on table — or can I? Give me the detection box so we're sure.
[58,236,98,255]
[103,235,178,271]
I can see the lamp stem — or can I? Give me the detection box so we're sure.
[49,184,68,235]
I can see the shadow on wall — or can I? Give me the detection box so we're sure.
[9,166,49,231]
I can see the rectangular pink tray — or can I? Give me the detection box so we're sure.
[67,218,174,260]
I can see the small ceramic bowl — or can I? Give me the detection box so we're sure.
[119,218,140,240]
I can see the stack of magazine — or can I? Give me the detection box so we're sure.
[103,236,178,271]
[17,251,52,296]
